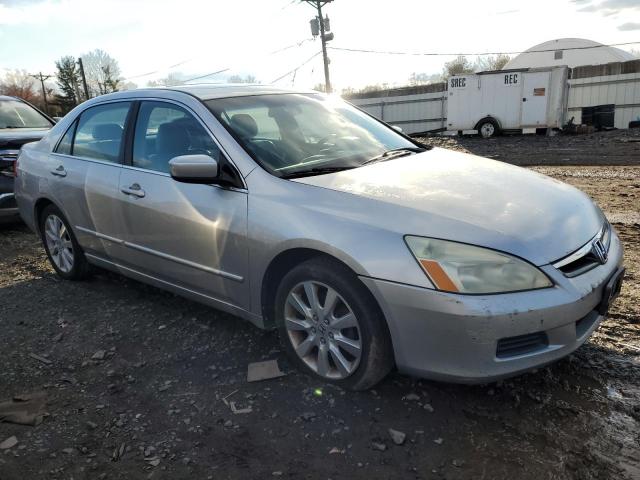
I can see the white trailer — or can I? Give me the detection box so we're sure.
[446,66,569,137]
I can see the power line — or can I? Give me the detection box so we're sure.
[270,38,315,55]
[182,68,231,84]
[328,40,640,57]
[123,38,314,82]
[271,50,322,83]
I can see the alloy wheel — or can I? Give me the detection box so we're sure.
[284,281,362,380]
[44,214,74,273]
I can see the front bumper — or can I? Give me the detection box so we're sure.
[361,229,624,383]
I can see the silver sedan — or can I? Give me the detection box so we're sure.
[14,85,625,390]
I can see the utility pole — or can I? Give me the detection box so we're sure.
[305,0,333,93]
[30,72,52,115]
[77,57,90,101]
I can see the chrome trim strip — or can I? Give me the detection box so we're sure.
[51,152,122,168]
[0,192,15,201]
[123,241,244,282]
[75,226,124,245]
[552,223,608,269]
[76,226,243,282]
[0,149,20,156]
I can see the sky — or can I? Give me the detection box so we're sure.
[0,0,639,91]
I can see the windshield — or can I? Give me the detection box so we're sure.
[0,99,53,129]
[206,93,423,177]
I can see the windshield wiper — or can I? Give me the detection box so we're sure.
[361,147,426,166]
[280,165,357,179]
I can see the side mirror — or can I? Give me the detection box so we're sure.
[391,125,403,133]
[169,154,219,183]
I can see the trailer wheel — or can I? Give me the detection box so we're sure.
[478,119,499,138]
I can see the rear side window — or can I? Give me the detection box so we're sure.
[72,102,131,163]
[55,120,77,155]
[132,101,221,174]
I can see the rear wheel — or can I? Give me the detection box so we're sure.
[39,204,90,280]
[276,258,393,390]
[478,119,499,138]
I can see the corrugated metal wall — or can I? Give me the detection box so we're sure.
[346,84,447,135]
[345,59,640,133]
[568,71,640,129]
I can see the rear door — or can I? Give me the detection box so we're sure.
[50,101,132,259]
[116,100,249,310]
[521,72,550,127]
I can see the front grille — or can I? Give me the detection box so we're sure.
[496,332,548,358]
[553,222,611,278]
[558,255,600,277]
[0,150,19,178]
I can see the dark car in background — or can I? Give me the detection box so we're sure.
[0,96,54,221]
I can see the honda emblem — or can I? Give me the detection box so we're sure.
[591,239,608,264]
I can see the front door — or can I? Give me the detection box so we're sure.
[521,72,550,127]
[116,100,249,310]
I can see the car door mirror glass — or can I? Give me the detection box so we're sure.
[169,154,219,183]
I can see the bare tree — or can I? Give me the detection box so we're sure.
[442,56,474,78]
[227,74,257,84]
[147,73,186,87]
[474,54,512,72]
[80,49,122,96]
[312,82,327,93]
[408,72,443,85]
[0,70,39,102]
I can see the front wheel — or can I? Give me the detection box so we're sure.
[276,258,393,390]
[39,204,90,280]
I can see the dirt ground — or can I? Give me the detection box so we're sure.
[416,128,640,166]
[1,135,639,479]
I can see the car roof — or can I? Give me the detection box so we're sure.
[0,95,23,102]
[157,83,316,100]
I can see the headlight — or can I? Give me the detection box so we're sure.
[405,236,553,294]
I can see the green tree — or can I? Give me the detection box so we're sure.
[55,56,80,111]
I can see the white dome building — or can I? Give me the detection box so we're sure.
[503,38,635,69]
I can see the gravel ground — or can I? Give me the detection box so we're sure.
[0,139,639,479]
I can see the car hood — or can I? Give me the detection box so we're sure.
[0,128,49,149]
[293,147,603,266]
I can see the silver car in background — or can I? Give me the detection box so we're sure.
[14,85,624,390]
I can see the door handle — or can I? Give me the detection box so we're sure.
[50,165,67,177]
[121,183,146,198]
[522,98,527,102]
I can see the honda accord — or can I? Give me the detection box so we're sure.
[14,85,624,389]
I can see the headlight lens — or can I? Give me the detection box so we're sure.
[405,236,553,294]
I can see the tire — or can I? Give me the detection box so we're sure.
[275,257,394,390]
[39,204,90,280]
[478,119,499,138]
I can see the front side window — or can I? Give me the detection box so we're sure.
[133,101,221,174]
[0,99,53,129]
[72,102,131,163]
[206,94,422,178]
